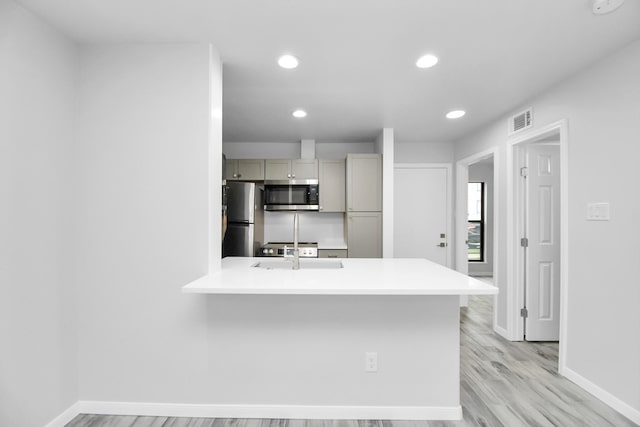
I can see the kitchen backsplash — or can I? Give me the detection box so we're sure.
[264,211,344,244]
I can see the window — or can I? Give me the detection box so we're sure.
[468,182,484,262]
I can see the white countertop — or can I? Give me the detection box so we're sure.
[182,257,498,296]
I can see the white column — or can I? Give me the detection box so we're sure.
[301,139,316,159]
[376,128,394,258]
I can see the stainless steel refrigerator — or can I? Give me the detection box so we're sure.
[222,182,264,257]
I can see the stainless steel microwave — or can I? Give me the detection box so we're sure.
[263,179,319,211]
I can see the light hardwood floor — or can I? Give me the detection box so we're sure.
[65,295,637,427]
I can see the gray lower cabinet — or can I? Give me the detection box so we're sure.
[226,159,264,181]
[318,159,345,212]
[347,212,382,258]
[318,249,348,258]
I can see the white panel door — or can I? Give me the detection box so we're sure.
[525,144,561,341]
[394,165,449,266]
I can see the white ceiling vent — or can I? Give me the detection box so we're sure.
[508,108,533,135]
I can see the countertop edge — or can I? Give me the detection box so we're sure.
[182,265,499,296]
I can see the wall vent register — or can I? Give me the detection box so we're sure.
[508,107,533,135]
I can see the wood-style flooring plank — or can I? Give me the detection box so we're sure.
[65,294,638,427]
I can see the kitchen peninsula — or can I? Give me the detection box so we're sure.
[183,257,497,420]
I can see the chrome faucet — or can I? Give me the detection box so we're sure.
[291,212,300,270]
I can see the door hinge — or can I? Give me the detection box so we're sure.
[520,237,529,247]
[520,166,528,177]
[520,308,528,318]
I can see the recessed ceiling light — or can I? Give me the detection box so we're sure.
[416,54,439,69]
[446,110,466,119]
[592,0,625,14]
[292,109,307,118]
[278,55,299,69]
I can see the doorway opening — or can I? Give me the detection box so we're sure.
[455,149,498,321]
[467,158,494,278]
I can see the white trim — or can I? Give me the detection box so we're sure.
[506,119,569,371]
[208,45,223,273]
[44,401,82,427]
[455,148,499,322]
[493,322,510,340]
[394,163,453,269]
[563,368,640,425]
[381,128,395,259]
[52,401,462,421]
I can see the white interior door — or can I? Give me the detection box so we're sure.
[394,165,449,266]
[525,144,561,341]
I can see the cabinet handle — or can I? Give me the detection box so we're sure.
[328,255,338,258]
[319,206,323,211]
[292,174,295,178]
[287,174,291,178]
[233,173,237,178]
[237,174,241,178]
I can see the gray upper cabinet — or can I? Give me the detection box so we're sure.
[226,159,265,181]
[265,159,318,180]
[346,153,382,212]
[318,159,345,212]
[293,159,319,180]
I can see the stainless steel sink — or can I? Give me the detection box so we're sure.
[252,260,344,270]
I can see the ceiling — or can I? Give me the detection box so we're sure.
[17,0,640,143]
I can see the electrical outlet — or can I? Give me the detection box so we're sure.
[365,352,378,373]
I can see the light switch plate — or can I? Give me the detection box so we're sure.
[587,202,610,221]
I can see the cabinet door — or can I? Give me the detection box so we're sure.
[291,159,318,180]
[225,159,239,180]
[237,159,264,181]
[347,212,382,258]
[319,159,345,212]
[347,154,382,212]
[265,159,291,180]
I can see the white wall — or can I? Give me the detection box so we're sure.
[395,141,454,163]
[455,40,640,421]
[468,161,494,276]
[316,141,376,158]
[205,295,461,409]
[223,141,376,159]
[223,141,300,159]
[0,1,78,425]
[74,43,216,402]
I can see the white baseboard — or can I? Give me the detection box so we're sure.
[563,367,640,425]
[45,401,82,427]
[47,401,462,422]
[493,324,510,340]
